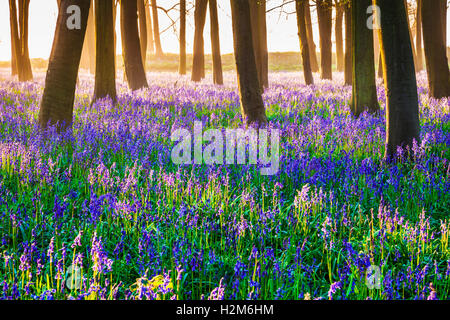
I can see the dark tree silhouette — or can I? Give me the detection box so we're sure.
[191,0,208,82]
[120,0,148,91]
[93,0,116,103]
[151,0,164,57]
[179,0,186,75]
[39,0,91,129]
[375,0,420,158]
[317,0,333,80]
[305,1,319,73]
[209,0,223,85]
[296,0,314,85]
[422,0,450,99]
[351,0,379,117]
[344,0,352,85]
[230,0,267,125]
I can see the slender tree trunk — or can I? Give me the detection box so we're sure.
[179,0,186,75]
[93,0,116,102]
[317,0,333,79]
[18,0,32,81]
[39,0,91,129]
[296,0,314,85]
[145,0,154,54]
[422,0,450,98]
[335,0,344,72]
[375,0,420,159]
[250,0,269,89]
[137,0,147,69]
[120,0,148,90]
[191,0,208,82]
[377,52,383,78]
[151,0,163,57]
[415,0,423,71]
[209,0,223,85]
[351,0,379,117]
[441,0,447,48]
[230,0,267,125]
[305,1,319,73]
[9,0,21,77]
[344,1,352,85]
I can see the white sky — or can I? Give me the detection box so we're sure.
[0,0,448,60]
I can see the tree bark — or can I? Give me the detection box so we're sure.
[305,1,319,73]
[351,0,379,117]
[120,0,148,90]
[250,0,269,90]
[317,0,333,80]
[9,0,21,77]
[230,0,267,125]
[375,0,420,159]
[209,0,223,85]
[179,0,186,75]
[344,1,352,85]
[296,0,314,85]
[151,0,163,57]
[39,0,91,129]
[137,0,147,69]
[18,0,32,81]
[191,0,208,82]
[335,0,344,72]
[415,0,423,72]
[421,0,450,98]
[86,2,96,74]
[93,0,116,102]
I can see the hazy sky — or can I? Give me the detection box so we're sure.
[0,0,449,61]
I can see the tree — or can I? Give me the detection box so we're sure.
[151,0,164,57]
[344,0,352,85]
[137,0,147,69]
[191,0,208,82]
[120,0,148,90]
[179,0,186,75]
[145,0,155,54]
[296,0,314,85]
[9,0,33,81]
[375,0,420,158]
[230,0,267,125]
[39,0,91,129]
[335,0,344,72]
[351,0,378,117]
[93,0,116,103]
[415,0,423,72]
[421,0,450,99]
[209,0,223,85]
[305,1,319,73]
[86,2,96,74]
[317,0,333,80]
[250,0,269,89]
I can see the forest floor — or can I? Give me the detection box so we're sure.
[0,69,449,300]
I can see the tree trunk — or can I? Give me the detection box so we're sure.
[209,0,223,85]
[191,0,208,82]
[377,52,383,78]
[317,0,333,80]
[375,0,420,159]
[305,1,319,73]
[441,0,447,48]
[351,0,379,117]
[422,0,450,98]
[344,1,352,85]
[93,0,116,102]
[120,0,148,90]
[39,0,91,129]
[137,0,147,69]
[179,0,186,75]
[18,0,32,81]
[230,0,267,125]
[151,0,163,57]
[415,0,423,71]
[335,0,344,72]
[86,2,96,74]
[250,0,269,90]
[145,0,154,54]
[296,0,314,85]
[9,0,21,77]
